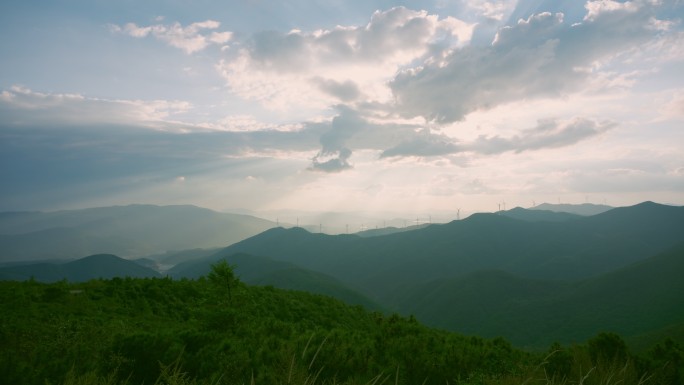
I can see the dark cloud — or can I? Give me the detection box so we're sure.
[380,129,460,158]
[380,118,613,158]
[469,118,615,155]
[309,106,366,172]
[310,148,353,173]
[390,2,666,123]
[313,78,361,102]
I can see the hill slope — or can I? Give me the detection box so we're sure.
[0,253,161,282]
[170,251,381,309]
[390,242,684,348]
[0,275,538,385]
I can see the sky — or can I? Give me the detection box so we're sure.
[1,0,683,219]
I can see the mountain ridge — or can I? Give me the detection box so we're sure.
[0,253,161,282]
[211,202,684,302]
[0,204,276,262]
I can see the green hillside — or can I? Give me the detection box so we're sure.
[1,268,680,385]
[0,254,161,282]
[390,243,684,348]
[171,252,380,310]
[251,267,382,310]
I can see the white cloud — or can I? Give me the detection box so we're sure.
[661,91,684,120]
[390,1,671,123]
[466,0,516,21]
[0,86,192,128]
[216,7,475,111]
[583,0,639,22]
[110,19,232,54]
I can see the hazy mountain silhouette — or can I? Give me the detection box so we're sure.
[498,207,582,222]
[0,254,161,282]
[0,205,275,262]
[212,202,684,302]
[356,224,429,237]
[531,202,613,216]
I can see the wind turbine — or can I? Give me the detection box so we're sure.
[456,208,460,220]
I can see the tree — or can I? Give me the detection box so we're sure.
[587,332,628,365]
[208,260,238,302]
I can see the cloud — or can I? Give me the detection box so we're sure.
[313,78,361,102]
[380,129,461,158]
[310,107,367,172]
[216,7,475,110]
[246,7,473,71]
[311,148,353,173]
[466,0,515,21]
[469,118,615,154]
[390,1,671,123]
[661,92,684,120]
[380,117,613,158]
[0,86,191,128]
[110,19,232,54]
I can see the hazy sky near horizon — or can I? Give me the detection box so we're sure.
[1,0,683,215]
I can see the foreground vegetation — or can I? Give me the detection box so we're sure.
[1,262,682,385]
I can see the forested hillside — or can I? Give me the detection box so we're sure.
[1,264,682,385]
[387,242,684,348]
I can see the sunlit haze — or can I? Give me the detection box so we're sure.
[1,0,683,219]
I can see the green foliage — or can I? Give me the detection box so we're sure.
[587,332,629,364]
[0,277,678,385]
[207,260,239,302]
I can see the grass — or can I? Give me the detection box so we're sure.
[53,344,670,385]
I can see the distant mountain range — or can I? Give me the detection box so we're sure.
[1,201,682,349]
[0,254,161,282]
[531,202,613,216]
[202,201,684,302]
[160,201,683,347]
[0,204,275,262]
